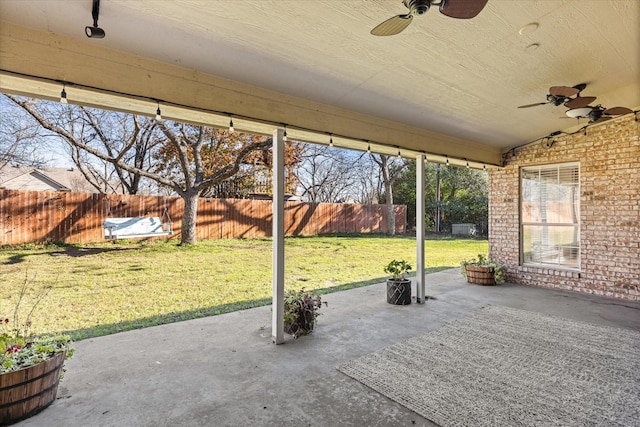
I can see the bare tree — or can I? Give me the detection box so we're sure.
[73,106,161,194]
[371,154,409,236]
[294,144,366,203]
[6,95,271,245]
[4,95,161,194]
[0,96,48,170]
[351,154,383,204]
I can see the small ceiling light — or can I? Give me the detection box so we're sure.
[155,102,162,121]
[367,143,371,154]
[483,164,486,171]
[446,155,449,166]
[60,84,68,104]
[329,134,333,147]
[229,116,234,133]
[85,0,106,38]
[518,22,539,35]
[525,43,540,52]
[397,150,401,158]
[283,125,288,142]
[466,159,469,168]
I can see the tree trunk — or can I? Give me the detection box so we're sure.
[181,189,200,245]
[385,180,396,236]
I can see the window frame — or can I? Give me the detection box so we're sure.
[520,162,580,271]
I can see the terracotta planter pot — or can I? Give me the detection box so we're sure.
[0,351,65,425]
[386,279,412,305]
[465,265,496,286]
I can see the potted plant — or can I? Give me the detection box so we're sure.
[460,254,505,285]
[283,288,327,338]
[1,279,74,425]
[384,260,412,305]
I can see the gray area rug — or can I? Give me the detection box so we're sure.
[338,305,640,426]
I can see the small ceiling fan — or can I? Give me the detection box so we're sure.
[565,105,633,123]
[371,0,488,36]
[517,84,596,109]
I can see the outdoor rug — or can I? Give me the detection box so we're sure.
[338,305,640,426]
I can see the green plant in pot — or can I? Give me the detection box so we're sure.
[283,288,327,338]
[384,260,412,305]
[460,254,505,285]
[1,276,74,425]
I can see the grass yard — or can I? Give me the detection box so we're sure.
[1,234,487,341]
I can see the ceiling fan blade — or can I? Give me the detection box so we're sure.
[603,106,633,116]
[517,102,548,109]
[371,14,413,36]
[440,0,488,19]
[549,86,580,98]
[564,96,596,109]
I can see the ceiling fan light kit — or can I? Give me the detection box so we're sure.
[371,0,488,36]
[563,104,632,123]
[565,107,592,118]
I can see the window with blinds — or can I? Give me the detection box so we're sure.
[521,163,579,269]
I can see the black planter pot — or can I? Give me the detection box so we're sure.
[386,279,411,305]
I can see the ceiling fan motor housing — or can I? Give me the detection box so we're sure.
[404,0,431,15]
[547,95,565,106]
[589,108,604,122]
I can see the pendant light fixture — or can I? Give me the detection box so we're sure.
[283,125,288,141]
[155,101,162,121]
[229,116,235,133]
[85,0,106,38]
[60,84,68,104]
[329,134,333,147]
[367,143,371,154]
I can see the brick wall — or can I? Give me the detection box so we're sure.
[489,114,639,301]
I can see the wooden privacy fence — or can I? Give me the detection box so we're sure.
[0,189,406,245]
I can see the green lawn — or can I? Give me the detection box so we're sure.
[1,235,487,341]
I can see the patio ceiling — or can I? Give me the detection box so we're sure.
[1,0,639,167]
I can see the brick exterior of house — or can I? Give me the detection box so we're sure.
[489,113,639,301]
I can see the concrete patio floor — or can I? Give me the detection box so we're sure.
[19,269,640,427]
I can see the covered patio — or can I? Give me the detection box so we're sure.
[2,1,638,338]
[17,270,640,426]
[1,2,639,423]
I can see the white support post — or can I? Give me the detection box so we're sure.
[272,128,285,344]
[416,154,426,303]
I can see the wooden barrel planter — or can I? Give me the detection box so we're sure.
[465,265,496,286]
[0,351,66,425]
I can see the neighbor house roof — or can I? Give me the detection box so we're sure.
[0,165,95,192]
